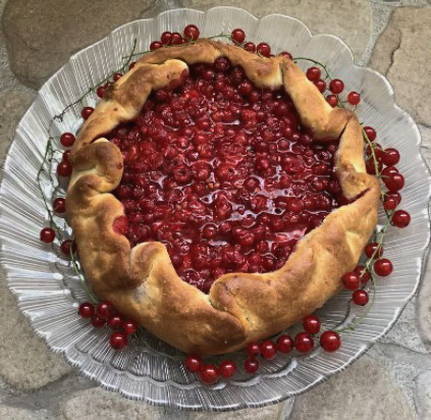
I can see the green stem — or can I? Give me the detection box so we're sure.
[293,57,331,79]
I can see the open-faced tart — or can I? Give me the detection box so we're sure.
[66,39,380,355]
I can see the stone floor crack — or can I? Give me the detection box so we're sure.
[0,373,95,416]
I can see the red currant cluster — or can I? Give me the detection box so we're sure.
[145,24,286,59]
[305,67,360,107]
[39,131,77,256]
[185,314,340,384]
[78,301,138,350]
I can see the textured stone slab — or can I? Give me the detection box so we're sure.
[0,405,50,420]
[290,355,415,420]
[370,7,431,126]
[0,0,20,91]
[60,387,285,420]
[2,0,158,89]
[182,0,372,60]
[2,0,372,89]
[0,88,35,162]
[415,370,431,419]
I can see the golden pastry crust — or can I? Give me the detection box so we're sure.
[67,39,380,355]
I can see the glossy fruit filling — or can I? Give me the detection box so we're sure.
[107,57,342,293]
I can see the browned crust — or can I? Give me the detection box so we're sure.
[67,40,380,355]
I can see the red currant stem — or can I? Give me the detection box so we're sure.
[36,136,64,237]
[56,39,137,123]
[207,33,232,42]
[361,127,382,178]
[336,279,376,333]
[292,57,331,80]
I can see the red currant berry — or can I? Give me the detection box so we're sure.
[276,335,294,353]
[219,360,237,378]
[352,289,369,306]
[256,42,271,57]
[384,173,405,192]
[91,315,106,328]
[354,265,371,284]
[383,148,400,166]
[246,342,260,357]
[295,332,314,353]
[60,239,73,256]
[107,315,123,329]
[113,72,122,81]
[160,31,172,45]
[185,355,201,372]
[326,94,338,107]
[40,227,55,243]
[364,126,376,141]
[374,258,393,276]
[81,107,94,120]
[329,79,344,94]
[78,302,94,318]
[57,160,72,177]
[364,242,383,258]
[128,61,136,70]
[96,301,114,319]
[244,358,259,373]
[384,197,398,210]
[347,91,361,105]
[306,67,321,82]
[231,28,246,44]
[341,272,361,290]
[60,132,75,147]
[314,79,326,93]
[122,319,138,335]
[53,197,66,213]
[381,166,399,177]
[320,330,341,352]
[170,32,183,45]
[150,41,162,51]
[96,86,105,98]
[303,315,321,334]
[392,210,411,228]
[260,340,277,360]
[199,364,219,384]
[184,24,200,41]
[110,332,128,350]
[279,51,293,59]
[243,42,256,53]
[385,192,402,207]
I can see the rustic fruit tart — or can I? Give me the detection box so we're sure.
[39,25,411,384]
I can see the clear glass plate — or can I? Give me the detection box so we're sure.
[0,6,430,411]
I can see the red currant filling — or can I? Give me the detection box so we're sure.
[106,58,341,293]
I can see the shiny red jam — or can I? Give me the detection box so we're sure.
[107,57,341,293]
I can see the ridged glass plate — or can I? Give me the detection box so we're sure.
[0,6,430,411]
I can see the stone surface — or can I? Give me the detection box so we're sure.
[415,370,431,419]
[290,356,415,420]
[60,387,285,420]
[370,7,431,126]
[0,405,50,419]
[0,88,35,162]
[1,0,160,89]
[0,0,19,90]
[0,267,72,389]
[182,0,372,61]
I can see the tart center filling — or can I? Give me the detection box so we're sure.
[108,57,341,293]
